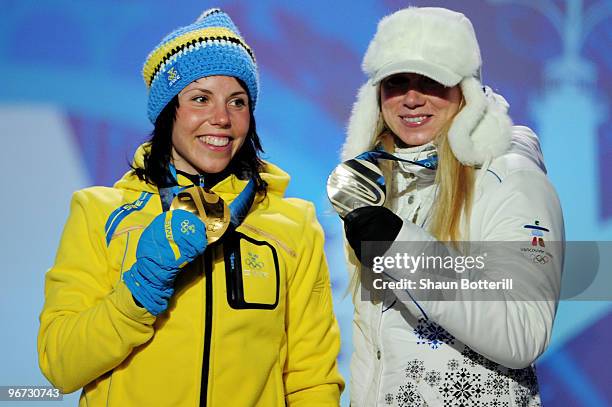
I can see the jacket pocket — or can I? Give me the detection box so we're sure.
[223,231,280,310]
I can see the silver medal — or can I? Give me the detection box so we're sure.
[326,159,386,218]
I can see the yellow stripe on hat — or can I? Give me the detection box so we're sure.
[143,27,253,87]
[164,212,181,261]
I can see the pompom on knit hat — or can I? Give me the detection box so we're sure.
[342,7,512,165]
[143,8,258,124]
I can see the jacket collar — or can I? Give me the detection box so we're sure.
[392,142,437,186]
[113,143,291,200]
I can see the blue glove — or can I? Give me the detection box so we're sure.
[123,209,207,315]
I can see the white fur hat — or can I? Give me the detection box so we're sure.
[342,7,512,164]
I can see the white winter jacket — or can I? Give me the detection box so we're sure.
[349,127,564,406]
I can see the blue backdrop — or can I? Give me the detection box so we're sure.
[1,1,610,405]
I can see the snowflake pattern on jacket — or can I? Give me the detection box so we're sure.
[387,345,541,407]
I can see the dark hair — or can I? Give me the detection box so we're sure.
[133,86,267,194]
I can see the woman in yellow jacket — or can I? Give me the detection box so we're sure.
[37,8,343,406]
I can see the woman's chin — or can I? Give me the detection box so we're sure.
[395,133,436,147]
[192,156,233,174]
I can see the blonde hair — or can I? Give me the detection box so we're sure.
[376,99,473,243]
[347,100,474,297]
[429,121,474,243]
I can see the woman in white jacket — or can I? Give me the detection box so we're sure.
[335,7,564,407]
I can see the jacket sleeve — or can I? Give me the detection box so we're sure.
[37,191,156,393]
[284,203,344,406]
[385,168,564,369]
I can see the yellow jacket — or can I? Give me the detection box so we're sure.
[38,149,344,406]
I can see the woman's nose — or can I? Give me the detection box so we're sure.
[403,88,425,108]
[210,105,230,127]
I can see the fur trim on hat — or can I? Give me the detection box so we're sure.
[363,8,481,86]
[449,77,512,164]
[341,77,512,164]
[342,80,379,161]
[341,7,512,165]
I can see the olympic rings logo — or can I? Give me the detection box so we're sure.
[180,219,196,235]
[246,253,264,269]
[532,254,549,264]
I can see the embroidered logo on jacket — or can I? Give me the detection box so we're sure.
[244,252,268,278]
[521,220,555,266]
[523,220,550,247]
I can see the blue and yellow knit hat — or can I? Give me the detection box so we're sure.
[143,8,258,124]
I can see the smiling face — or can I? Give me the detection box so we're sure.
[171,75,251,174]
[380,73,462,147]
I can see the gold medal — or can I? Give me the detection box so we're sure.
[170,186,230,244]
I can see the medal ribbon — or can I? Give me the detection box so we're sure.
[354,149,438,170]
[158,163,256,229]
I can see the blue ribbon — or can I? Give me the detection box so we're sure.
[158,164,256,229]
[228,176,256,227]
[355,149,438,170]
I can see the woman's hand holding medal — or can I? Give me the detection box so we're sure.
[123,210,207,316]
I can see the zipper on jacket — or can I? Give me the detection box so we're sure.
[200,249,213,407]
